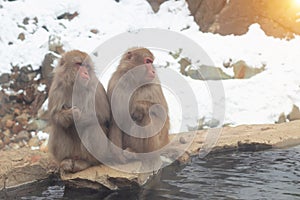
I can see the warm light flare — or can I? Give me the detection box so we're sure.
[294,0,300,6]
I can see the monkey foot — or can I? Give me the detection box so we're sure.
[60,159,91,173]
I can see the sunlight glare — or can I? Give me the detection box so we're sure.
[294,0,300,6]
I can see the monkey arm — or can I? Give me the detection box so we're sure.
[51,107,80,129]
[108,119,124,149]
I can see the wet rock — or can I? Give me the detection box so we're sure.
[16,130,31,142]
[276,113,286,124]
[18,33,25,41]
[287,105,300,121]
[27,119,47,131]
[0,73,10,84]
[28,137,39,147]
[16,113,29,126]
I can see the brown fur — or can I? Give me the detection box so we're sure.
[107,47,170,155]
[48,50,111,172]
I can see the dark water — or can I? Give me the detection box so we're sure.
[2,146,300,200]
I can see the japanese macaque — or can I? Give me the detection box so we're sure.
[107,47,170,160]
[48,50,111,173]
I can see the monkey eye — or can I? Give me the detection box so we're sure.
[145,58,153,64]
[75,62,82,66]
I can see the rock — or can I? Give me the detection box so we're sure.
[23,17,29,25]
[0,73,10,84]
[10,143,20,150]
[1,115,14,127]
[23,86,35,104]
[30,92,47,115]
[48,35,65,55]
[28,137,39,147]
[186,0,226,32]
[61,162,157,191]
[16,130,31,142]
[18,33,25,41]
[20,65,33,74]
[40,139,48,153]
[90,29,99,34]
[3,136,10,145]
[14,108,21,116]
[186,0,300,38]
[232,60,265,79]
[16,113,29,126]
[0,147,55,190]
[186,65,232,80]
[12,124,24,135]
[3,129,11,137]
[146,0,166,12]
[287,105,300,121]
[177,152,190,164]
[207,118,220,128]
[179,58,191,75]
[5,119,15,129]
[27,119,47,131]
[276,113,286,124]
[57,11,79,21]
[41,52,57,80]
[18,140,26,148]
[179,136,187,144]
[0,140,4,149]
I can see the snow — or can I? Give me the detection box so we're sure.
[0,0,300,133]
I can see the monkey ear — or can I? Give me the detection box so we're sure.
[125,51,132,60]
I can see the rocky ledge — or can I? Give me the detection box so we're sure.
[0,120,300,191]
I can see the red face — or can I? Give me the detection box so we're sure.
[75,62,90,80]
[144,57,155,80]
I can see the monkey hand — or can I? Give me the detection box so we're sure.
[131,105,145,123]
[71,106,81,121]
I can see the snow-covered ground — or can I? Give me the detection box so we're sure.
[1,0,300,133]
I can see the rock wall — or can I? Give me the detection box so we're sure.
[149,0,300,38]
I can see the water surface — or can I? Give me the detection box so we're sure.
[3,146,300,199]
